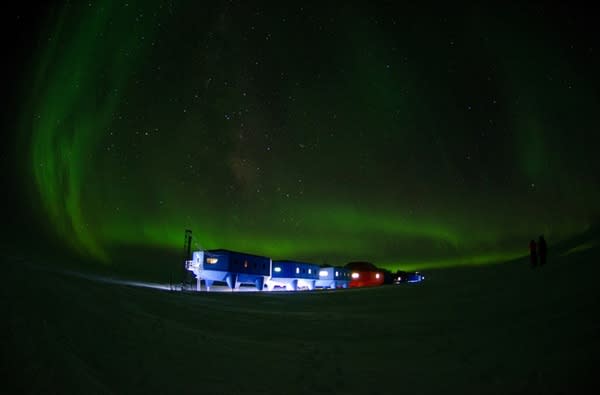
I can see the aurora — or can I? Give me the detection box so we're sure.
[20,1,600,270]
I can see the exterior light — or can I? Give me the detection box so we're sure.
[351,272,359,279]
[319,270,328,277]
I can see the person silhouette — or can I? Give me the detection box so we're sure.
[529,239,538,268]
[538,235,547,266]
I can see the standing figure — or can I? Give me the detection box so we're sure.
[538,235,547,266]
[529,239,538,268]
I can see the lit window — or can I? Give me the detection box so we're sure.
[351,272,359,279]
[206,257,218,264]
[375,273,380,279]
[308,269,312,274]
[274,267,282,273]
[319,270,328,277]
[296,267,300,274]
[335,271,339,277]
[244,261,248,268]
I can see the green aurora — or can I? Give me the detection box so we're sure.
[22,2,600,270]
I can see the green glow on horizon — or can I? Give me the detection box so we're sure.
[562,242,597,257]
[381,251,526,272]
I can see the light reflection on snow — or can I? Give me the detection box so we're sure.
[63,270,267,292]
[63,271,173,291]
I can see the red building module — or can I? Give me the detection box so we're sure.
[345,261,384,288]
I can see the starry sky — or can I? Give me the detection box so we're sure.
[7,1,600,270]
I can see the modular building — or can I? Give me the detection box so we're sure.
[267,260,320,291]
[315,266,351,289]
[394,271,425,284]
[345,261,385,288]
[185,249,271,291]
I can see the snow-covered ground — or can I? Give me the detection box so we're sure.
[2,239,598,394]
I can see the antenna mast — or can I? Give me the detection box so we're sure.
[181,229,193,291]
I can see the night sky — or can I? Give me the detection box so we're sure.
[6,2,600,270]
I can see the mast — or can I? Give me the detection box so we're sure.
[181,229,193,290]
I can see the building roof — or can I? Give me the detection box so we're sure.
[272,259,319,266]
[205,249,270,259]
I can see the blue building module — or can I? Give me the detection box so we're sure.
[186,249,271,291]
[315,266,351,289]
[268,260,320,291]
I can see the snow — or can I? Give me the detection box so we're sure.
[2,240,598,394]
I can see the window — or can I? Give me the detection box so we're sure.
[244,261,248,268]
[274,267,282,273]
[308,268,312,274]
[296,267,300,274]
[335,271,339,277]
[319,270,328,277]
[206,257,218,264]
